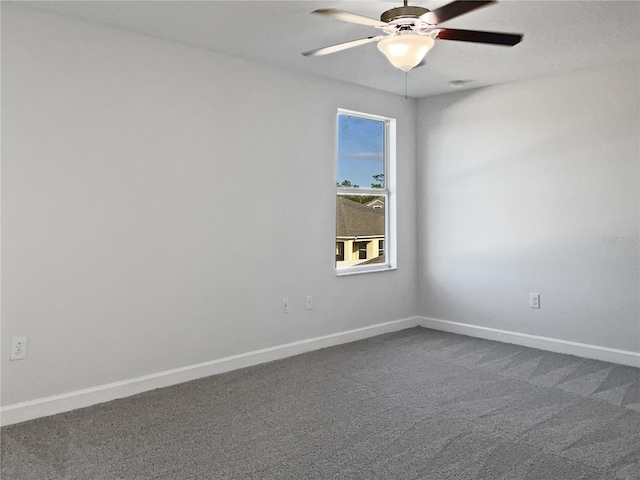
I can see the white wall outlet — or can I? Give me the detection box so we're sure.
[281,298,289,313]
[530,293,540,309]
[305,295,313,310]
[11,336,27,360]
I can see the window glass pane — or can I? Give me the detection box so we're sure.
[337,114,385,189]
[358,242,368,260]
[336,195,386,268]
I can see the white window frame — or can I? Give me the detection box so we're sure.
[336,108,397,276]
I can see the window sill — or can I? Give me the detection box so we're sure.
[336,265,397,276]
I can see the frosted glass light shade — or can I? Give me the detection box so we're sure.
[377,34,435,72]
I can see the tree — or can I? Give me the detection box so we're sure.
[337,180,360,188]
[371,173,384,189]
[338,174,384,205]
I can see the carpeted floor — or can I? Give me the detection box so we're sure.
[1,327,639,479]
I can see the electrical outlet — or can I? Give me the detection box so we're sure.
[530,293,540,309]
[281,298,289,313]
[11,336,27,360]
[306,295,313,310]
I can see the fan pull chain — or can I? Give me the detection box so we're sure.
[405,72,408,100]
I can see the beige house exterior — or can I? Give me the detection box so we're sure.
[336,196,385,268]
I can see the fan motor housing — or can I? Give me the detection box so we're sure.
[380,6,429,23]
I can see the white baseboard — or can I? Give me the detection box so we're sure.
[0,317,420,427]
[418,316,640,368]
[4,315,636,427]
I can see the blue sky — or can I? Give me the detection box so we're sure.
[337,114,384,188]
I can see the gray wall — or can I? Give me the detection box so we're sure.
[1,7,418,406]
[417,64,640,352]
[3,5,639,409]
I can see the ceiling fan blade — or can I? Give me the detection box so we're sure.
[436,28,523,46]
[422,1,496,25]
[302,36,385,57]
[311,8,388,28]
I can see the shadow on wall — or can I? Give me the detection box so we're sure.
[416,65,640,351]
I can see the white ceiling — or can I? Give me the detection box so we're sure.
[11,0,640,98]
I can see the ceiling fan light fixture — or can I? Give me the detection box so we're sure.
[377,33,434,72]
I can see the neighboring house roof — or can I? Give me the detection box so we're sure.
[336,196,384,237]
[365,197,385,208]
[358,254,385,265]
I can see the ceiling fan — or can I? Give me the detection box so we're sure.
[302,0,523,72]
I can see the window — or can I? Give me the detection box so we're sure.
[358,241,369,260]
[336,109,395,274]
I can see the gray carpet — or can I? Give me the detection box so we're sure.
[1,327,639,479]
